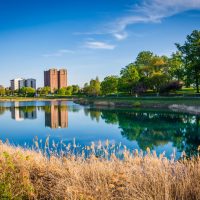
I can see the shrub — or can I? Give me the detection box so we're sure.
[160,81,183,93]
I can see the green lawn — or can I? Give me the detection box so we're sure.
[0,88,200,107]
[176,87,196,94]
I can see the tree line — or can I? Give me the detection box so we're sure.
[82,30,200,96]
[0,85,80,97]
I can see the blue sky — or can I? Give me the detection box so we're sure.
[0,0,200,87]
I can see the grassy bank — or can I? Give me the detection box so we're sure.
[75,96,200,109]
[0,142,200,200]
[1,95,200,109]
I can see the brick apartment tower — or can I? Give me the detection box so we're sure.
[58,69,67,89]
[44,69,67,92]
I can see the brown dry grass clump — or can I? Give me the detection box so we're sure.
[0,143,200,200]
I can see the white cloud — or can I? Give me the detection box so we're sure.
[113,32,128,40]
[85,41,115,50]
[42,49,74,57]
[113,0,200,37]
[75,0,200,41]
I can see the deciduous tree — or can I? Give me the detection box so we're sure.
[101,76,118,95]
[119,64,140,95]
[176,30,200,93]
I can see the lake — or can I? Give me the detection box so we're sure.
[0,100,200,158]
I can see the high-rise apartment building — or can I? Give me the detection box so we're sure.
[26,79,36,89]
[19,79,26,88]
[10,78,36,90]
[10,78,24,90]
[44,69,67,92]
[58,69,67,89]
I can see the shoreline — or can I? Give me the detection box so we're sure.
[1,96,200,114]
[73,97,200,114]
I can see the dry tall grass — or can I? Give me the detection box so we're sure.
[0,142,200,200]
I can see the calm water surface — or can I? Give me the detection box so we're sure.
[0,100,200,158]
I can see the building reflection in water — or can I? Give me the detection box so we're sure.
[11,102,37,121]
[10,102,68,129]
[45,104,68,129]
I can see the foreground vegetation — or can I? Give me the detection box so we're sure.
[0,141,200,200]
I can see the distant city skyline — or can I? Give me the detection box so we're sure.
[0,0,200,87]
[10,78,36,90]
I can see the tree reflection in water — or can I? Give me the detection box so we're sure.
[0,106,6,116]
[85,108,200,156]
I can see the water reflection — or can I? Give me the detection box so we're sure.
[8,103,69,129]
[0,106,6,115]
[84,109,101,122]
[44,105,68,129]
[0,101,200,157]
[76,106,200,155]
[11,106,37,121]
[99,108,200,156]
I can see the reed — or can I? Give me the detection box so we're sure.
[0,140,200,200]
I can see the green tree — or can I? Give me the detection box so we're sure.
[39,87,51,95]
[58,86,73,96]
[168,51,184,81]
[135,51,169,79]
[118,64,140,94]
[72,85,80,94]
[19,87,36,97]
[85,77,101,96]
[135,51,154,78]
[149,72,169,93]
[66,86,73,95]
[5,88,12,96]
[58,87,66,95]
[135,51,154,66]
[151,55,166,73]
[0,87,5,96]
[160,55,170,75]
[101,76,118,95]
[83,83,90,95]
[176,30,200,93]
